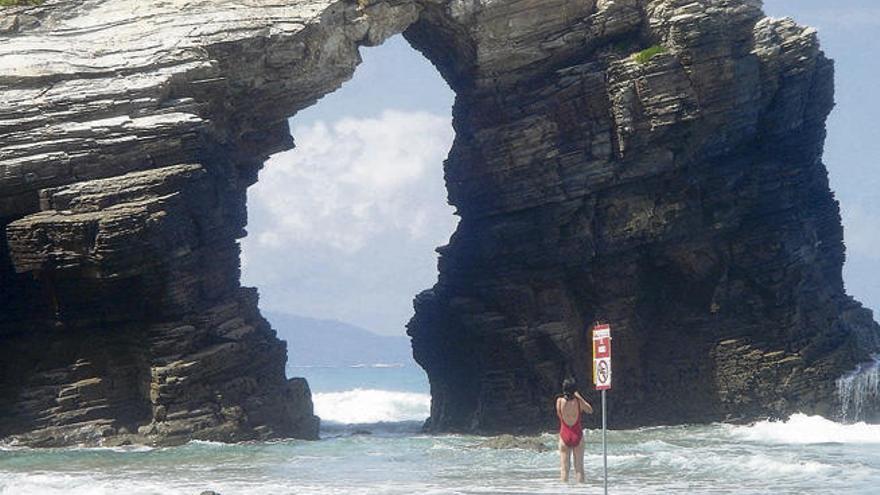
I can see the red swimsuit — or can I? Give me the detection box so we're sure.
[558,398,583,447]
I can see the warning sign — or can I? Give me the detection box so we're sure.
[592,324,612,391]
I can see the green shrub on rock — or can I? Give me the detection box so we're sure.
[633,45,667,64]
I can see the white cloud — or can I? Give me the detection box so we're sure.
[248,109,454,254]
[240,109,458,334]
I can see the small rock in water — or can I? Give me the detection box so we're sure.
[351,429,373,436]
[199,491,221,495]
[476,434,550,452]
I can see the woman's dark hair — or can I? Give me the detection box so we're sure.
[562,377,577,399]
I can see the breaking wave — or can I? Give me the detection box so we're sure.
[728,413,880,444]
[312,389,430,424]
[291,363,407,369]
[348,363,406,369]
[837,355,880,422]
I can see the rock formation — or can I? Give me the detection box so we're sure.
[475,434,551,452]
[1,0,878,445]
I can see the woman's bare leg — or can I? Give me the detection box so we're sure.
[574,439,586,483]
[559,438,571,482]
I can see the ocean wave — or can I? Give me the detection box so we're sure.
[0,472,194,495]
[186,440,229,448]
[289,363,408,369]
[77,445,155,453]
[0,443,155,453]
[728,413,880,444]
[313,388,430,424]
[647,449,835,477]
[739,455,834,476]
[348,363,406,369]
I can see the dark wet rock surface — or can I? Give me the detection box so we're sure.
[1,0,878,447]
[475,434,552,453]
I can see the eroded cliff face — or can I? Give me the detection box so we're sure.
[1,0,877,445]
[409,0,880,431]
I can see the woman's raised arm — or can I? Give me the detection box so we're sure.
[574,391,594,414]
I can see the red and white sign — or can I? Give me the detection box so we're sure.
[592,324,612,391]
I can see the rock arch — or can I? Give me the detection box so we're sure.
[1,0,878,445]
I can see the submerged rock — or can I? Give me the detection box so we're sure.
[476,434,551,453]
[0,0,878,447]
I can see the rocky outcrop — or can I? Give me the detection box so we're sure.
[1,0,878,445]
[474,434,551,452]
[409,0,880,431]
[1,165,320,446]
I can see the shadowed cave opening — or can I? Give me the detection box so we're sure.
[240,35,457,429]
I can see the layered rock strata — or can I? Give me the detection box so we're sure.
[1,0,878,445]
[409,0,880,431]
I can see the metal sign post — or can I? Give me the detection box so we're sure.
[592,323,612,495]
[602,388,607,495]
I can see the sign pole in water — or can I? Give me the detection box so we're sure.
[602,388,607,494]
[592,323,612,495]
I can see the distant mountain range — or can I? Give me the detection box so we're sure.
[264,311,415,367]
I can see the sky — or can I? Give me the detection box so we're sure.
[242,1,880,336]
[762,0,880,319]
[241,35,456,335]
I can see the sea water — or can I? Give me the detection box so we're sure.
[2,364,879,495]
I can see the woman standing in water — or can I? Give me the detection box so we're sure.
[556,377,593,483]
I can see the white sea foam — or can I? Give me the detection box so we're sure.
[729,413,880,444]
[837,355,880,422]
[313,388,430,424]
[646,449,835,478]
[347,363,407,369]
[2,422,878,495]
[0,439,24,452]
[0,443,155,454]
[74,445,155,453]
[738,455,834,476]
[185,439,229,448]
[0,473,183,495]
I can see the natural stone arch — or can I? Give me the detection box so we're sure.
[1,0,878,446]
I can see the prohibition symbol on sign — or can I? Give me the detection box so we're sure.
[592,324,612,391]
[597,359,610,384]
